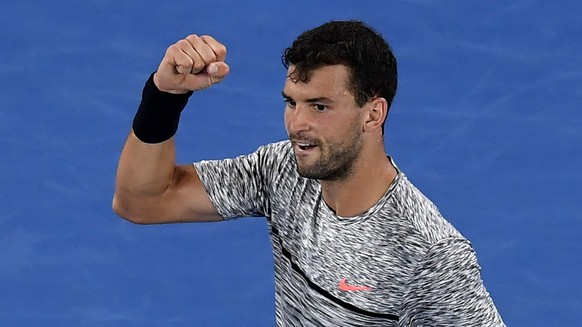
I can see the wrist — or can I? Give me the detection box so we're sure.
[132,72,193,144]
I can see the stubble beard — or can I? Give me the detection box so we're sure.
[294,129,364,182]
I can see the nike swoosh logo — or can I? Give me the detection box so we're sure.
[339,278,372,291]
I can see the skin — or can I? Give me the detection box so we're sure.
[112,34,227,224]
[283,65,397,217]
[112,34,397,223]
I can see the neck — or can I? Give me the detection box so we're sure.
[320,147,396,217]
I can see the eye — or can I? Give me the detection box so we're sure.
[284,98,296,108]
[313,104,328,112]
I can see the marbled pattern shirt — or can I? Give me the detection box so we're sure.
[194,140,505,326]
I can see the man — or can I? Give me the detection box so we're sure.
[113,21,505,326]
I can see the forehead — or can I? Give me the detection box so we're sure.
[283,65,353,100]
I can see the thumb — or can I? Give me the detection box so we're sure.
[207,62,230,80]
[180,61,230,91]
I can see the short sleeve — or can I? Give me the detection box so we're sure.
[193,146,270,219]
[399,237,505,326]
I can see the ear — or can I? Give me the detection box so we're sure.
[363,97,388,133]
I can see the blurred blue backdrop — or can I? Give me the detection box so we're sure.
[1,0,581,326]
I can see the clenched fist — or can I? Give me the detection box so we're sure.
[153,34,230,94]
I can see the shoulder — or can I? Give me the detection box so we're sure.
[421,237,476,269]
[252,140,295,175]
[406,237,478,287]
[256,140,293,160]
[401,236,505,326]
[389,169,463,245]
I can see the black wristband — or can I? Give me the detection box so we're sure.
[132,72,193,144]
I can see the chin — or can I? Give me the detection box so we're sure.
[295,164,318,179]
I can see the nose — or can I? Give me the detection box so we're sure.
[285,105,311,134]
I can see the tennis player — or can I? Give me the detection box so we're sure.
[113,20,505,326]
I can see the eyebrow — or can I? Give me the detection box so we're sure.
[281,91,334,104]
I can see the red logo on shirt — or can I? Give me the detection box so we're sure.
[339,278,372,291]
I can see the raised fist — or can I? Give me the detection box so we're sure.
[154,34,230,94]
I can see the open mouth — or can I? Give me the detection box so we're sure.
[294,141,318,152]
[297,142,316,150]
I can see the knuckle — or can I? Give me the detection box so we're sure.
[206,52,218,63]
[167,43,180,53]
[200,34,214,42]
[216,45,227,57]
[185,34,199,40]
[201,35,227,57]
[165,45,181,60]
[192,60,205,70]
[176,39,190,48]
[174,58,193,71]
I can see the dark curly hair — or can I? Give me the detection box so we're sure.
[282,20,398,112]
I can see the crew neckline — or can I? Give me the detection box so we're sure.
[318,157,401,222]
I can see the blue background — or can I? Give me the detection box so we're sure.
[1,0,581,326]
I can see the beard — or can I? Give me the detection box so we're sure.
[292,128,364,181]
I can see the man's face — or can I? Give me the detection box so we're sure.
[283,65,365,181]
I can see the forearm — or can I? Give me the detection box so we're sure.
[116,131,176,198]
[112,35,229,223]
[115,71,191,194]
[113,73,190,221]
[112,131,178,222]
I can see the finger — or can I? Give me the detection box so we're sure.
[175,64,190,75]
[163,43,194,75]
[174,37,206,74]
[200,35,227,61]
[185,34,217,71]
[179,62,230,91]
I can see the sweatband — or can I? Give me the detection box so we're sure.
[132,72,193,144]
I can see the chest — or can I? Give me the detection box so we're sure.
[269,190,422,323]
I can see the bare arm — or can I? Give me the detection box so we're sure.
[112,34,230,224]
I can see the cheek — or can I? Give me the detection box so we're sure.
[328,116,363,143]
